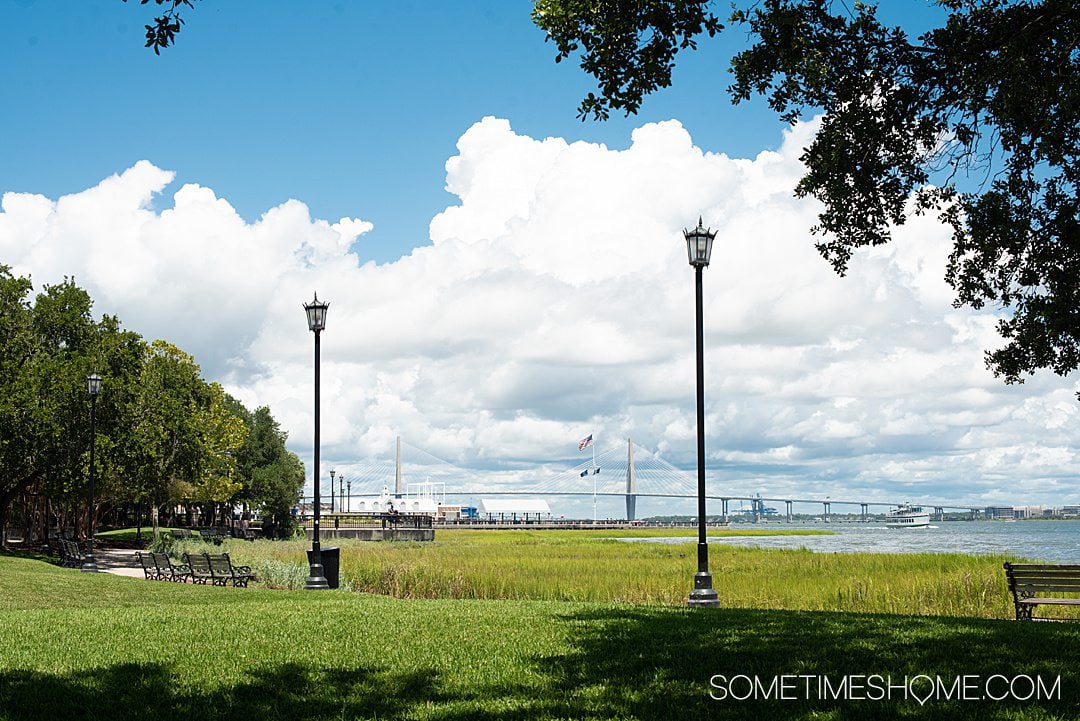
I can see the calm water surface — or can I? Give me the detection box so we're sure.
[627,521,1080,562]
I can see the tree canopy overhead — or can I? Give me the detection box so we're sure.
[121,0,197,54]
[533,0,1080,390]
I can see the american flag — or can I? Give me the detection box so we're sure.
[578,434,593,451]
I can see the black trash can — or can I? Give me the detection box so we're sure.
[307,546,340,589]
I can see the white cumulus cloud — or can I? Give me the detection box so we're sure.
[3,117,1079,514]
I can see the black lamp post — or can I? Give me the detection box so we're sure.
[82,372,102,573]
[304,293,330,590]
[347,479,351,514]
[685,218,720,608]
[330,468,336,514]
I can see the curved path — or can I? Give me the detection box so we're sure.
[89,546,146,578]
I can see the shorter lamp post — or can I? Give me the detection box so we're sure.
[347,479,351,514]
[330,468,336,514]
[304,293,330,590]
[685,218,720,608]
[82,372,103,573]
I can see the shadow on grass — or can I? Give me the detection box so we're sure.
[0,661,458,721]
[546,606,1080,720]
[3,608,1080,720]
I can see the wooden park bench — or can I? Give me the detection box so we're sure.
[199,528,227,545]
[134,551,191,582]
[184,552,215,584]
[1004,562,1080,620]
[229,525,257,541]
[184,552,254,587]
[206,553,255,587]
[45,538,66,564]
[152,552,192,582]
[135,551,160,580]
[60,539,85,568]
[170,528,195,541]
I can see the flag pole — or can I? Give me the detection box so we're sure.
[579,433,597,523]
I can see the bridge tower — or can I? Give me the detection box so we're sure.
[625,437,637,521]
[395,435,403,499]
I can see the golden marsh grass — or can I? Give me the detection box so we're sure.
[208,528,1038,618]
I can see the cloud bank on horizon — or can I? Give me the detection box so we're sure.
[2,117,1077,509]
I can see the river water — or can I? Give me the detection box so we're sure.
[627,521,1080,562]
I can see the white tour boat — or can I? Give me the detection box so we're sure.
[885,503,931,528]
[344,481,442,515]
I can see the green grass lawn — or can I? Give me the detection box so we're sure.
[94,527,182,545]
[1,554,1079,720]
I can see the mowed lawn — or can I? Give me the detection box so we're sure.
[3,549,1080,720]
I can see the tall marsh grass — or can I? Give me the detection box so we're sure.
[213,529,1023,618]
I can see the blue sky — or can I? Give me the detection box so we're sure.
[2,0,784,264]
[3,0,1076,516]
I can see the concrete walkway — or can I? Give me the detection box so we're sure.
[89,546,145,578]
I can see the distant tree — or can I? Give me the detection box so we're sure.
[0,268,47,546]
[92,315,150,536]
[0,271,149,546]
[236,406,305,538]
[29,279,113,540]
[118,340,209,537]
[191,381,248,505]
[534,0,1080,391]
[0,272,102,546]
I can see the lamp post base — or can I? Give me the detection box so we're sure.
[305,562,329,590]
[80,554,99,573]
[688,571,720,608]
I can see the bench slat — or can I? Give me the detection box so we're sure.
[1009,569,1080,577]
[1008,580,1080,587]
[1017,598,1080,606]
[1007,564,1080,571]
[1013,584,1080,594]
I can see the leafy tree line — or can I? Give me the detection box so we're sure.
[0,266,304,547]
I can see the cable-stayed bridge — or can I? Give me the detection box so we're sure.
[319,437,986,522]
